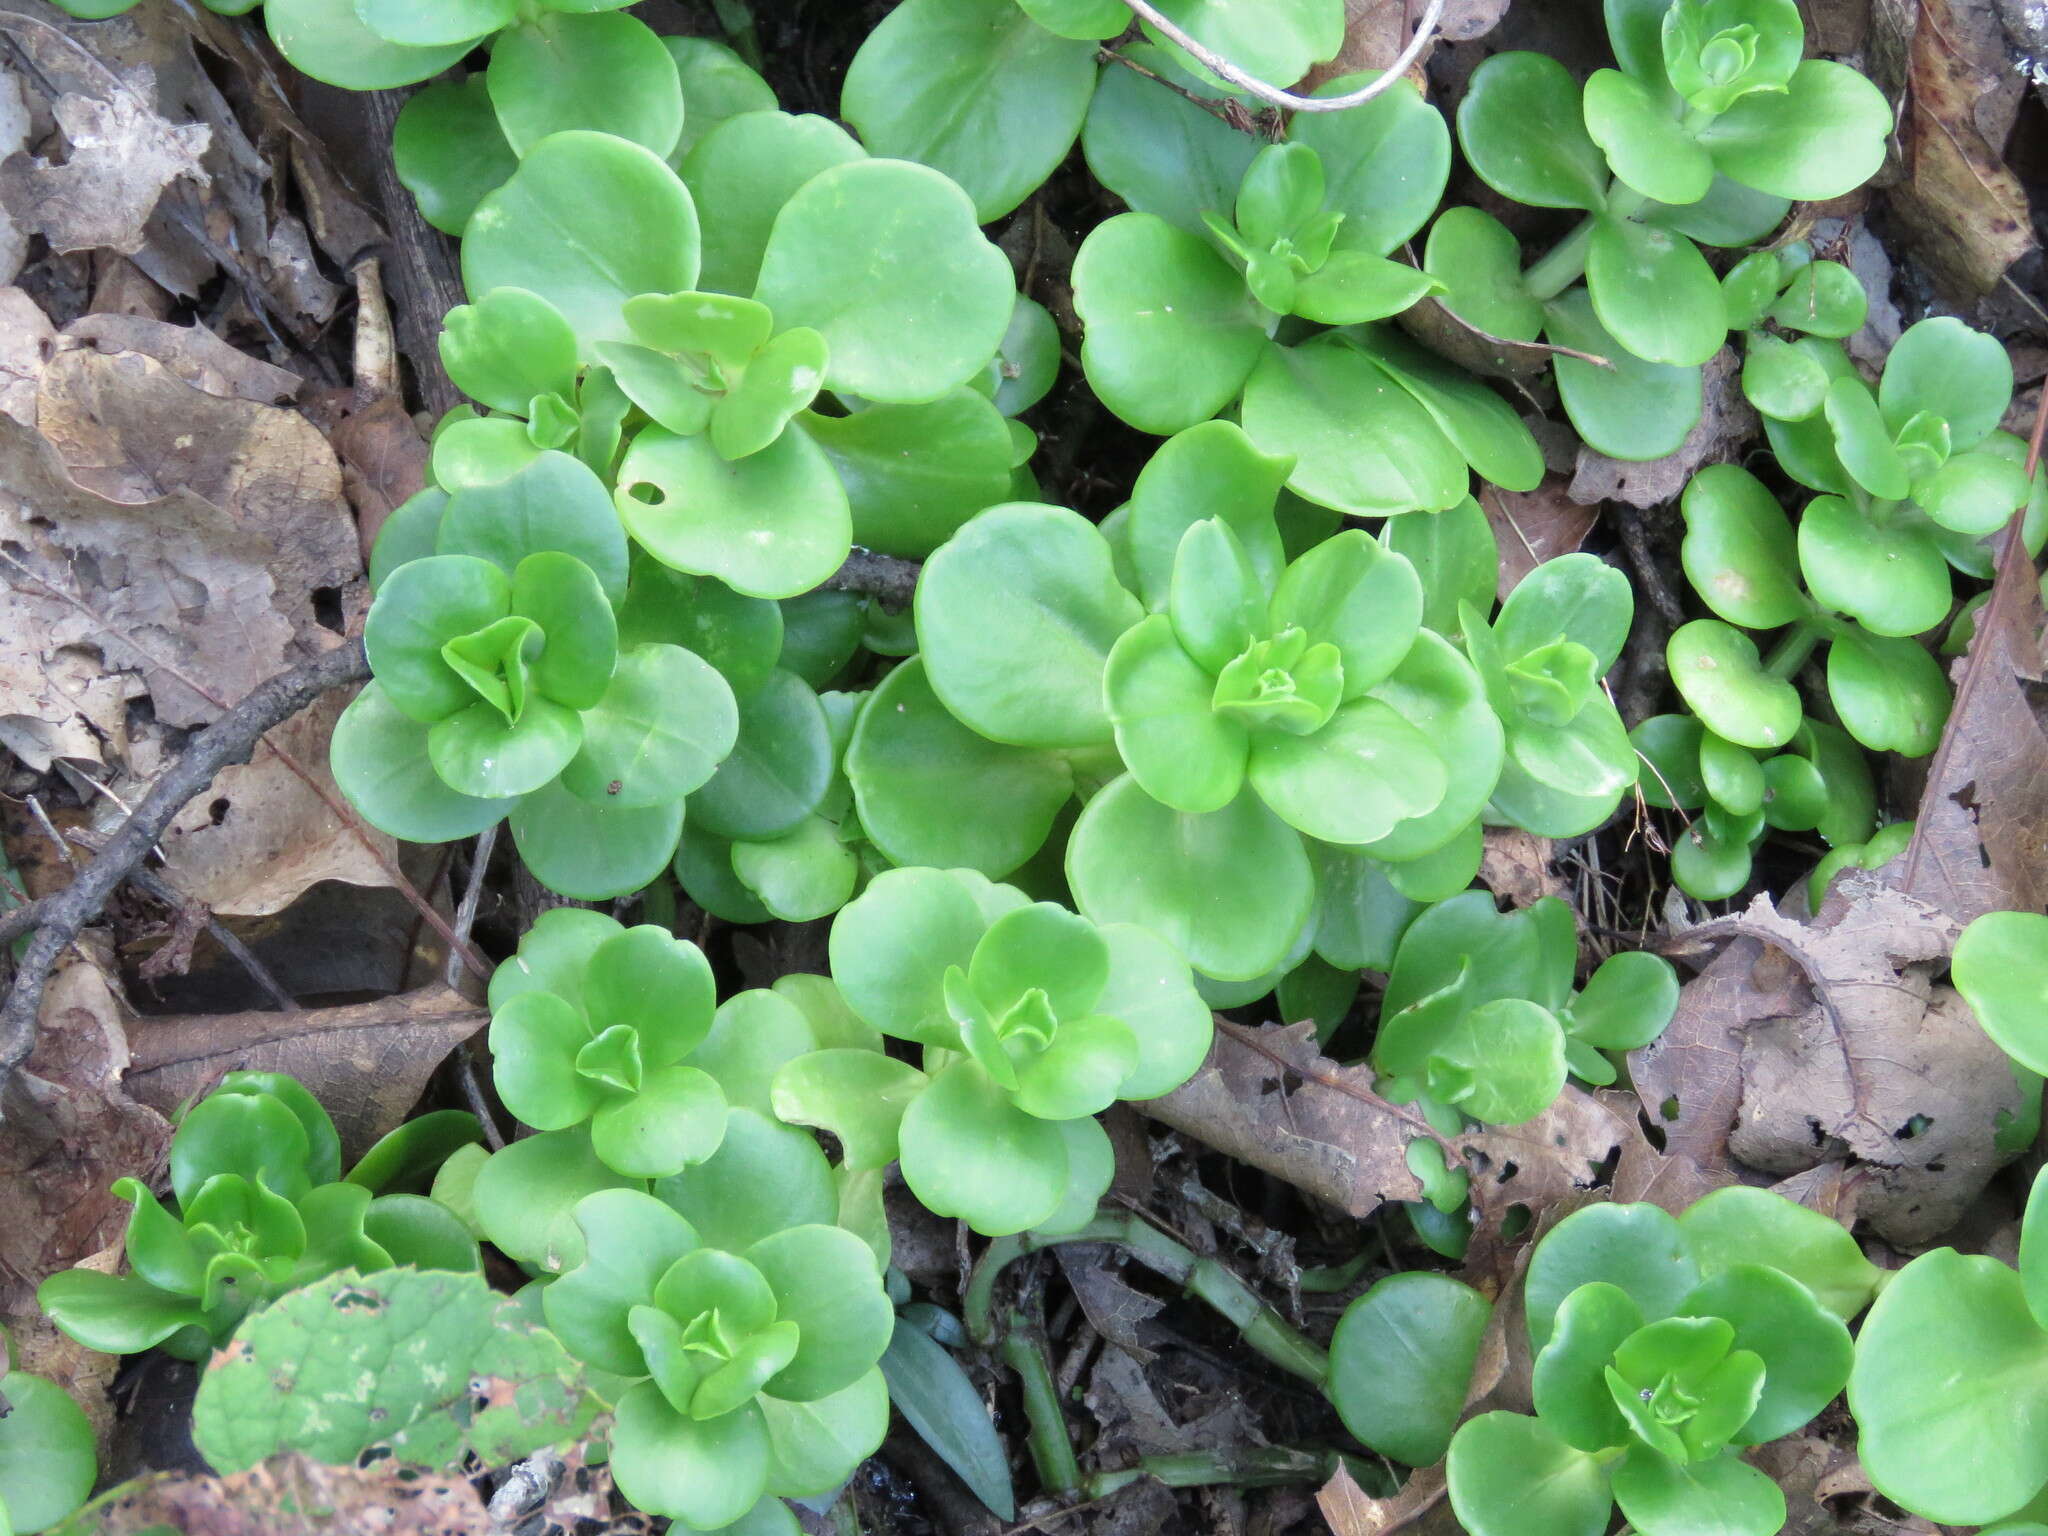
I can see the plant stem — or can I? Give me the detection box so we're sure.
[964,1212,1331,1385]
[1083,1447,1340,1497]
[1001,1314,1082,1498]
[1764,617,1825,679]
[1524,217,1597,302]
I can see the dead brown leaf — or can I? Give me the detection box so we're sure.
[64,312,300,405]
[0,12,209,257]
[1316,1463,1450,1536]
[1310,0,1509,87]
[64,1453,486,1535]
[1897,522,2048,923]
[1651,883,2026,1243]
[1477,827,1565,909]
[1875,0,2038,297]
[1480,478,1595,597]
[123,983,486,1163]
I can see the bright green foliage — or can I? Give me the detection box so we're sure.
[1633,713,1875,900]
[881,1311,1017,1519]
[0,1325,95,1534]
[1326,1273,1492,1467]
[1450,1192,1877,1536]
[1375,891,1678,1127]
[190,1267,594,1474]
[1849,1166,2048,1524]
[1073,77,1541,514]
[784,866,1211,1234]
[37,1075,479,1360]
[1954,909,2048,1078]
[1431,0,1889,457]
[543,1189,893,1529]
[337,449,738,900]
[487,909,727,1178]
[1460,554,1638,838]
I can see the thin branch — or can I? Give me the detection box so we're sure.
[1116,0,1445,113]
[0,643,371,1091]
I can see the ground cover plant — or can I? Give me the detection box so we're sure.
[6,0,2048,1532]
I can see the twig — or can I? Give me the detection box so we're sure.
[361,88,466,419]
[0,643,370,1091]
[824,548,921,609]
[446,824,506,1151]
[1116,0,1444,113]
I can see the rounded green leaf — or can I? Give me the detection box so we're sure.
[172,1092,313,1205]
[1825,626,1949,756]
[1917,448,2033,537]
[1769,260,1869,340]
[1568,951,1680,1051]
[1328,1273,1491,1466]
[1495,552,1634,674]
[1105,614,1250,815]
[1697,60,1890,201]
[1797,495,1949,637]
[917,502,1143,748]
[562,643,738,809]
[831,866,1020,1043]
[1956,910,2048,1078]
[490,991,602,1130]
[1526,1203,1699,1351]
[799,390,1015,559]
[745,1224,894,1401]
[429,696,581,799]
[682,111,867,299]
[730,819,859,923]
[689,669,833,840]
[0,1370,95,1532]
[1742,331,1831,422]
[355,0,512,45]
[440,289,580,419]
[1583,67,1713,205]
[1680,464,1806,630]
[653,1108,837,1253]
[1359,631,1506,861]
[265,0,470,89]
[1850,1247,2048,1524]
[1349,327,1546,496]
[760,1369,891,1501]
[364,555,512,724]
[393,76,517,236]
[616,423,850,600]
[1141,0,1341,88]
[1675,1265,1851,1443]
[898,1059,1070,1236]
[487,12,683,159]
[754,159,1013,404]
[1446,1412,1612,1536]
[1069,775,1314,982]
[1248,698,1449,846]
[771,1049,929,1171]
[1824,375,1910,500]
[1125,421,1292,610]
[472,1128,640,1273]
[1080,41,1258,238]
[1881,316,2015,450]
[1531,1282,1641,1452]
[612,1383,770,1529]
[1093,923,1212,1100]
[1666,620,1801,751]
[847,658,1073,877]
[331,683,515,844]
[1270,531,1424,698]
[1240,337,1468,516]
[438,451,630,602]
[1632,713,1706,810]
[1424,207,1542,345]
[1586,218,1727,368]
[666,37,776,161]
[544,1189,700,1376]
[509,776,684,900]
[1546,290,1704,461]
[842,0,1096,223]
[1610,1447,1785,1536]
[1289,74,1451,257]
[1457,53,1609,211]
[35,1269,208,1357]
[1072,213,1267,437]
[463,132,701,359]
[591,1066,728,1179]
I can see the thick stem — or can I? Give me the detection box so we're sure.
[963,1212,1330,1385]
[1524,217,1598,302]
[1001,1316,1082,1498]
[1764,617,1826,680]
[1084,1447,1340,1497]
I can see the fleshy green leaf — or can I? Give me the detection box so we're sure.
[1457,52,1608,211]
[487,11,683,159]
[1447,1412,1613,1536]
[1327,1273,1491,1466]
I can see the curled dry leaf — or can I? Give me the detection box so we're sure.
[1649,882,2027,1244]
[123,984,487,1163]
[61,1453,488,1536]
[1873,0,2037,297]
[0,12,209,257]
[1317,1461,1452,1536]
[64,313,302,407]
[1480,478,1595,598]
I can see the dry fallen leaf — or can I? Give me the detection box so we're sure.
[1480,478,1595,597]
[123,983,487,1163]
[1874,0,2038,298]
[64,312,301,405]
[65,1453,486,1536]
[1317,1462,1451,1536]
[0,12,209,257]
[1652,882,2027,1244]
